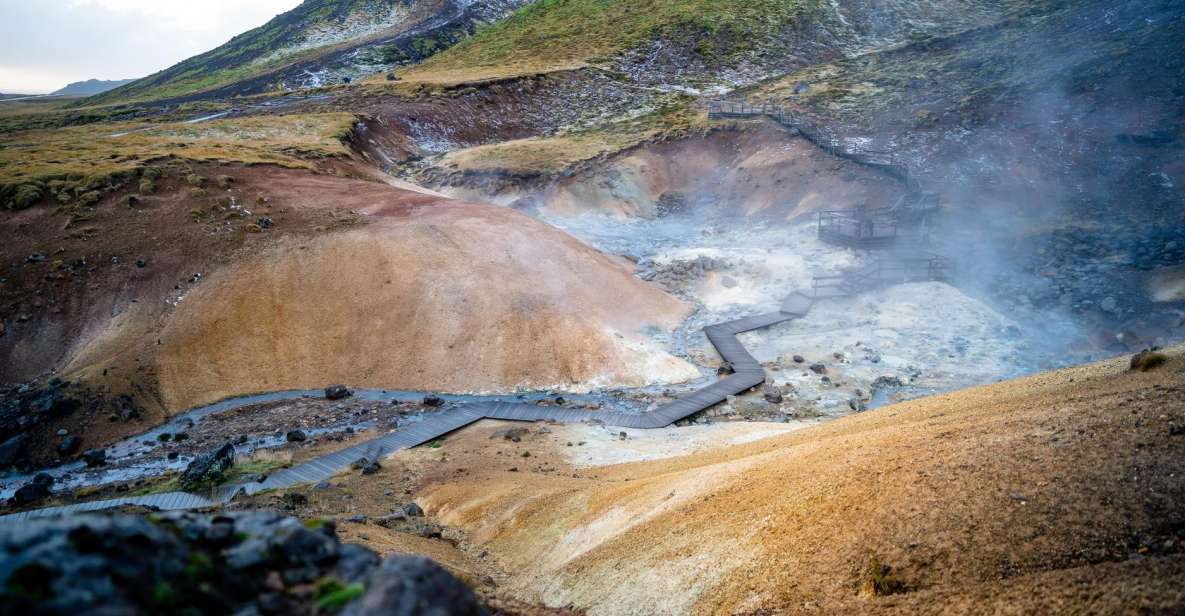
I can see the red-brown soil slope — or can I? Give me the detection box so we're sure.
[152,193,694,410]
[418,348,1185,614]
[2,163,692,454]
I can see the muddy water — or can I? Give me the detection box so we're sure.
[540,209,1093,417]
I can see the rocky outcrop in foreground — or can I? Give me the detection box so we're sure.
[0,511,486,615]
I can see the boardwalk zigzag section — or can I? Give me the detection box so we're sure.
[0,292,816,523]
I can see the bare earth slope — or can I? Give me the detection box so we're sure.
[419,348,1185,614]
[152,191,695,410]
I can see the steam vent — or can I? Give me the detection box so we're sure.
[1,1,1183,613]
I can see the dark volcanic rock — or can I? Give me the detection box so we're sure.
[286,430,308,443]
[763,385,784,404]
[81,448,107,467]
[0,433,28,467]
[422,395,445,407]
[351,457,381,475]
[0,511,478,615]
[282,492,309,510]
[57,435,82,456]
[180,442,236,489]
[341,555,486,616]
[325,385,352,400]
[12,473,55,505]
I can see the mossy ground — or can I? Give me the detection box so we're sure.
[433,98,702,176]
[405,0,816,83]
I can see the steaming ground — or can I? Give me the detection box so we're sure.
[540,210,1092,417]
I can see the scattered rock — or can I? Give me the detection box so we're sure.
[180,442,235,489]
[422,395,445,407]
[325,384,352,400]
[57,435,81,456]
[352,457,382,475]
[12,473,54,505]
[286,430,308,443]
[82,448,107,467]
[404,502,424,518]
[849,398,867,412]
[873,376,904,388]
[763,385,784,404]
[492,427,529,442]
[793,355,805,363]
[810,363,827,374]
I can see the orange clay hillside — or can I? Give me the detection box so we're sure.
[412,346,1185,614]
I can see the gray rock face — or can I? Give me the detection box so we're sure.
[0,511,478,615]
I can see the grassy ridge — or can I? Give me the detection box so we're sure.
[408,0,815,81]
[0,113,355,209]
[434,98,702,175]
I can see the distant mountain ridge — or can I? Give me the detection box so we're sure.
[88,0,535,105]
[51,79,136,97]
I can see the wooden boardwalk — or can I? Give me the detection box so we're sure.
[1,292,815,523]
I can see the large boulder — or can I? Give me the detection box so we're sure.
[325,385,352,400]
[0,433,28,467]
[342,555,486,616]
[180,442,235,489]
[0,511,481,614]
[82,448,107,467]
[11,473,55,505]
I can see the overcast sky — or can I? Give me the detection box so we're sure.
[0,0,303,94]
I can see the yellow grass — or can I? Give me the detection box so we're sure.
[438,130,656,175]
[0,112,356,191]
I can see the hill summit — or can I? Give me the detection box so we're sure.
[88,0,534,104]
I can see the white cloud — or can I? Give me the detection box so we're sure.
[0,0,302,93]
[66,0,302,34]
